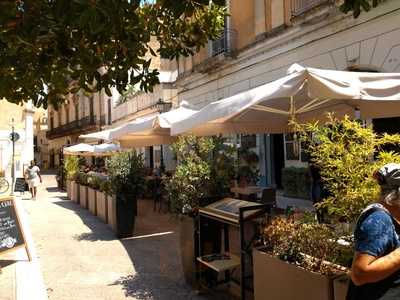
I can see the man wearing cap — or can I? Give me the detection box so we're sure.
[348,163,400,299]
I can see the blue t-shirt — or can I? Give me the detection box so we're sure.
[355,204,400,257]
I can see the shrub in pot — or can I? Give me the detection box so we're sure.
[106,150,145,238]
[77,171,89,209]
[87,174,101,215]
[253,217,352,300]
[165,135,235,285]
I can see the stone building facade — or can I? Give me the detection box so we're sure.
[175,0,400,187]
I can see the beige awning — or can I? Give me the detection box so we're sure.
[171,64,400,136]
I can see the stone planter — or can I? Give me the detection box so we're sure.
[79,185,88,209]
[107,195,117,232]
[333,274,349,300]
[87,187,97,215]
[96,191,108,223]
[71,181,80,204]
[66,180,72,199]
[253,248,334,300]
[179,216,197,286]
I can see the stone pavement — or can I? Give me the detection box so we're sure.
[16,174,225,300]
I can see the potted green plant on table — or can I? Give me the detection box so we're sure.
[106,150,145,238]
[166,135,235,285]
[64,156,80,202]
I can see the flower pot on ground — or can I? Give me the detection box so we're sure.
[106,150,145,238]
[253,248,334,300]
[96,190,108,223]
[77,172,89,209]
[333,274,349,300]
[107,195,117,232]
[254,217,351,300]
[66,179,72,199]
[71,181,80,203]
[87,187,97,215]
[87,174,101,216]
[165,136,235,286]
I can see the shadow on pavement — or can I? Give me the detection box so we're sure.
[51,191,220,300]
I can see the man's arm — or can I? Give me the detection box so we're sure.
[37,168,42,183]
[351,248,400,286]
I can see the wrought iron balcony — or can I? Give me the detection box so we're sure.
[291,0,330,17]
[210,28,237,57]
[46,115,104,140]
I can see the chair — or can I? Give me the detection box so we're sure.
[259,187,276,209]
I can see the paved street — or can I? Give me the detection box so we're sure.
[18,174,219,300]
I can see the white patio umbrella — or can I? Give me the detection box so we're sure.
[63,143,95,155]
[171,64,400,136]
[63,143,120,156]
[80,125,124,142]
[79,102,198,148]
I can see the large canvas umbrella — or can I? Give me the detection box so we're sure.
[63,143,120,156]
[171,64,400,136]
[80,102,198,148]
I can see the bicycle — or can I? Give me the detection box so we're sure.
[0,177,10,194]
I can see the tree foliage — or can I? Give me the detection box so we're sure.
[0,0,226,107]
[296,115,400,222]
[340,0,385,18]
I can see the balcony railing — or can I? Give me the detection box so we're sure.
[210,28,237,57]
[291,0,330,16]
[46,115,105,139]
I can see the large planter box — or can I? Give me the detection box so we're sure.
[253,248,333,300]
[107,196,117,232]
[179,216,197,286]
[87,187,97,215]
[333,275,349,300]
[79,185,88,209]
[96,191,108,223]
[66,180,72,199]
[71,181,80,203]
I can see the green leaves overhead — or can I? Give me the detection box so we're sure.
[340,0,384,18]
[0,0,226,107]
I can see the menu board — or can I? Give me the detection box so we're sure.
[14,178,27,193]
[0,197,29,259]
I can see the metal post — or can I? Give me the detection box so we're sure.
[10,119,15,196]
[160,145,165,173]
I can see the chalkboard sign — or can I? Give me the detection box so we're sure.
[14,178,27,193]
[0,197,30,260]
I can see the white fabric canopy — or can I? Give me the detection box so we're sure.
[171,64,400,136]
[63,143,120,156]
[80,125,125,142]
[80,102,198,148]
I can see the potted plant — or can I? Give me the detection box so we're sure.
[96,177,110,224]
[64,156,80,202]
[165,135,235,285]
[77,171,89,209]
[106,150,145,238]
[253,216,352,300]
[87,173,100,216]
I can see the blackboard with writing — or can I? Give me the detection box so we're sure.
[14,178,27,193]
[0,197,25,254]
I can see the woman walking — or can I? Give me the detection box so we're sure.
[24,160,42,200]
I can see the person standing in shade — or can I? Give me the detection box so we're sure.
[24,160,42,200]
[348,163,400,300]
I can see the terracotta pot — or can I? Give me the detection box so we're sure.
[96,191,108,223]
[87,188,97,215]
[79,185,88,209]
[253,248,334,300]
